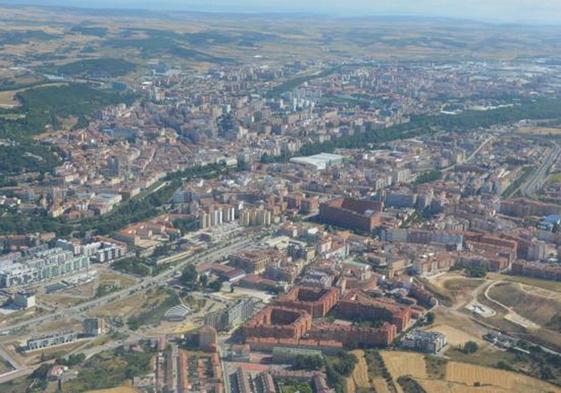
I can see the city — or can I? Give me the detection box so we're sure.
[0,2,561,393]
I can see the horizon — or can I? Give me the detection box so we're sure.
[2,0,561,25]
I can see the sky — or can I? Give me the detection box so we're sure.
[4,0,561,24]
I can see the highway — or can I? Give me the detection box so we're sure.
[519,141,561,198]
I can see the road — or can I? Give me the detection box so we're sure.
[519,141,561,198]
[0,235,258,384]
[443,135,495,172]
[0,237,253,335]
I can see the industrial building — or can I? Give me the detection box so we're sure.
[289,153,345,171]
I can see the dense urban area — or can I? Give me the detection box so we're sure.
[0,3,561,393]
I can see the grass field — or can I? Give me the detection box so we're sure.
[85,386,138,393]
[518,126,561,135]
[488,273,561,293]
[548,172,561,184]
[488,282,561,328]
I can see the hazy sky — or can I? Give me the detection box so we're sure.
[5,0,561,23]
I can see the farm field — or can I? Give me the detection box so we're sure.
[380,351,428,380]
[446,361,559,393]
[350,350,371,389]
[365,350,561,393]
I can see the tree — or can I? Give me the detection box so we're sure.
[181,264,199,289]
[463,341,479,354]
[292,355,324,371]
[199,274,209,288]
[208,279,223,292]
[425,312,435,325]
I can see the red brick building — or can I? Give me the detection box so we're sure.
[242,307,312,340]
[319,198,383,233]
[336,291,412,332]
[275,287,339,318]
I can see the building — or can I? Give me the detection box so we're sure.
[275,287,339,318]
[83,318,107,337]
[199,325,218,352]
[400,329,447,353]
[335,291,412,332]
[25,331,79,351]
[13,292,36,309]
[0,247,91,288]
[204,297,260,331]
[319,198,383,233]
[289,153,345,171]
[242,306,312,340]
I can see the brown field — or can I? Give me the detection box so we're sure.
[380,351,428,380]
[418,379,510,393]
[426,324,482,347]
[446,361,560,393]
[372,350,560,393]
[488,282,561,328]
[0,90,21,108]
[350,350,370,389]
[487,273,561,293]
[518,126,561,135]
[370,378,391,393]
[424,273,485,307]
[87,292,147,319]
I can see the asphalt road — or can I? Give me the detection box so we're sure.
[519,141,561,198]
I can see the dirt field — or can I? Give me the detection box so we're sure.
[425,273,486,307]
[488,273,561,293]
[87,292,147,319]
[426,324,481,347]
[0,89,21,108]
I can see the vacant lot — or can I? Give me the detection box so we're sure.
[488,273,561,293]
[426,273,486,307]
[426,324,480,347]
[488,281,561,338]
